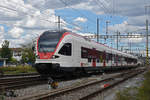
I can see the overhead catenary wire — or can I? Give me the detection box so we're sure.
[0,3,91,34]
[94,0,111,14]
[59,0,96,25]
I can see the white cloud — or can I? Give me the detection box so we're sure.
[108,21,144,34]
[0,0,36,20]
[13,9,61,30]
[73,26,82,31]
[0,26,4,33]
[0,0,69,47]
[74,17,87,23]
[8,27,24,38]
[0,26,5,48]
[119,34,143,43]
[25,16,36,27]
[79,33,94,36]
[108,21,144,44]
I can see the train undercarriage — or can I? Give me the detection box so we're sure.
[33,63,138,79]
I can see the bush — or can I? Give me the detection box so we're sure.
[0,65,37,74]
[10,58,18,64]
[115,87,138,100]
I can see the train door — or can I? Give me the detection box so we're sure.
[120,56,123,66]
[91,48,97,67]
[103,51,106,67]
[116,55,118,66]
[92,58,96,67]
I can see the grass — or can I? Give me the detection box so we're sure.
[0,65,37,75]
[115,87,138,100]
[115,70,150,100]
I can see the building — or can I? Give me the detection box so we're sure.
[11,48,23,61]
[0,48,23,61]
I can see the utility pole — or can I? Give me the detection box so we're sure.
[116,31,119,50]
[146,18,149,65]
[130,42,131,54]
[105,21,110,43]
[97,18,99,42]
[58,16,61,31]
[145,5,150,66]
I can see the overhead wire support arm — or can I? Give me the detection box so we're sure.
[84,34,149,39]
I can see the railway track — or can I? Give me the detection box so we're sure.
[79,69,145,100]
[0,73,39,78]
[15,68,146,100]
[0,75,47,93]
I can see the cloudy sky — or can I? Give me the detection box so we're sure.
[0,0,149,55]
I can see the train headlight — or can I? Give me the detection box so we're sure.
[51,55,55,59]
[51,55,59,59]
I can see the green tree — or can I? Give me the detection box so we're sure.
[0,40,12,61]
[11,58,18,64]
[21,48,35,64]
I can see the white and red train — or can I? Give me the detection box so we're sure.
[34,30,140,77]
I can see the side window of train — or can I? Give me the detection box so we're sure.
[106,53,109,63]
[81,47,88,58]
[58,43,72,56]
[97,59,100,63]
[88,58,91,62]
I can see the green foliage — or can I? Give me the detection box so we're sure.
[0,40,12,61]
[21,48,35,64]
[115,87,138,100]
[10,57,18,63]
[137,71,150,100]
[0,65,37,74]
[115,70,150,100]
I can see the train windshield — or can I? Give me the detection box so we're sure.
[38,31,62,52]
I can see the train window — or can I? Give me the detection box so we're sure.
[118,56,121,61]
[112,54,115,61]
[135,59,137,63]
[114,55,117,63]
[58,43,72,56]
[88,58,91,62]
[122,57,125,61]
[81,47,88,58]
[97,59,100,63]
[106,53,109,63]
[109,54,112,60]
